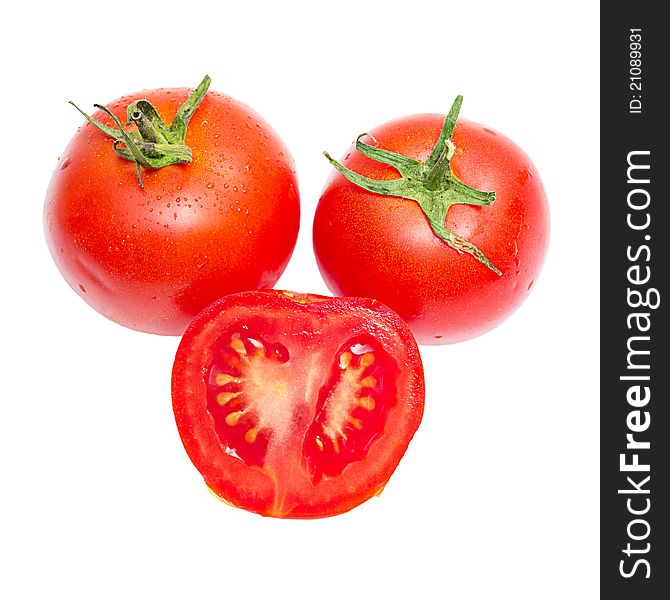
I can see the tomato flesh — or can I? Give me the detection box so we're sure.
[172,291,424,518]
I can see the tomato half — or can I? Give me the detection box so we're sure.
[314,108,549,344]
[171,290,424,518]
[44,77,299,335]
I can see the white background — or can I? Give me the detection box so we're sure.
[1,1,599,598]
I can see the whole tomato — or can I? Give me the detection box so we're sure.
[45,76,299,335]
[313,97,549,344]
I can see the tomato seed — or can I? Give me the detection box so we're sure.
[360,353,375,367]
[244,428,260,444]
[230,338,247,355]
[216,392,240,406]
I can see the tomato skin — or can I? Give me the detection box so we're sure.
[45,86,299,335]
[313,114,549,344]
[172,290,424,518]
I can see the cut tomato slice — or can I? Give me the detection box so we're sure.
[172,290,424,518]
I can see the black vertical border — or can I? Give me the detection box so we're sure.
[601,4,668,597]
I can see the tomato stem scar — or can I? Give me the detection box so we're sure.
[68,75,211,188]
[323,96,502,274]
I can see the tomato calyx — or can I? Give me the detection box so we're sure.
[69,75,211,188]
[323,96,502,274]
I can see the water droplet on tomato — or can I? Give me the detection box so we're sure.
[194,254,209,269]
[206,182,215,189]
[59,158,72,171]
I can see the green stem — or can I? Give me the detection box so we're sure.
[126,100,172,140]
[128,108,169,145]
[94,105,152,171]
[424,96,461,172]
[323,95,501,275]
[70,75,211,187]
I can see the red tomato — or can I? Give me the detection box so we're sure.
[314,105,549,344]
[44,77,299,335]
[171,290,424,518]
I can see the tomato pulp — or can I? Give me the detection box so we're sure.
[172,291,424,518]
[45,79,299,335]
[314,113,549,344]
